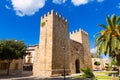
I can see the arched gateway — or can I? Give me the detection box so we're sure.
[75,59,80,73]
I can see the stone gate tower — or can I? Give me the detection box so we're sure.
[33,10,92,77]
[70,29,92,69]
[33,10,70,77]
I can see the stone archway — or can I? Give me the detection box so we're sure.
[75,59,80,73]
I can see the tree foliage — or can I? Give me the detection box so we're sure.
[94,14,120,57]
[0,39,27,75]
[0,39,27,60]
[111,57,117,66]
[81,68,95,78]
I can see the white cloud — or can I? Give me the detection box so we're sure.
[97,0,104,2]
[11,0,46,17]
[71,0,89,6]
[71,0,104,6]
[53,0,67,4]
[5,5,11,10]
[90,47,97,53]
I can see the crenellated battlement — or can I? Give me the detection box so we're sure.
[70,28,88,35]
[41,9,68,23]
[41,10,54,19]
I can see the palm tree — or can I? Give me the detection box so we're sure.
[94,14,120,74]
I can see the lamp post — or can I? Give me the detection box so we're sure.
[62,45,66,80]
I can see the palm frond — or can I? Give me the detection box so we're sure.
[118,40,120,50]
[105,32,110,41]
[101,42,105,53]
[96,41,102,55]
[106,16,113,30]
[116,16,120,24]
[97,24,107,29]
[111,37,117,52]
[111,14,116,28]
[115,29,120,36]
[93,32,101,38]
[114,49,118,55]
[106,44,110,55]
[95,36,105,46]
[104,40,108,51]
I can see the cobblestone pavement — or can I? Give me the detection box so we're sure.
[0,71,83,80]
[0,77,87,80]
[0,76,79,80]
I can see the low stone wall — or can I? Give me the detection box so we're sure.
[0,69,22,75]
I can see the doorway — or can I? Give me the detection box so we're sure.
[75,59,80,73]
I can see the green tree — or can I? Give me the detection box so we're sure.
[81,68,95,78]
[94,61,101,66]
[94,14,120,74]
[0,39,27,75]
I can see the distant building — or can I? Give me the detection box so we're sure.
[92,58,111,70]
[23,45,38,70]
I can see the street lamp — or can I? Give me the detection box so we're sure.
[62,45,66,80]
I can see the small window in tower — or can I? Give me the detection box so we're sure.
[46,20,47,22]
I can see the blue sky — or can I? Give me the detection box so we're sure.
[0,0,120,54]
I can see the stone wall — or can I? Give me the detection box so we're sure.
[0,59,23,75]
[69,40,85,74]
[52,11,70,75]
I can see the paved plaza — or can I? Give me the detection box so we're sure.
[0,71,83,80]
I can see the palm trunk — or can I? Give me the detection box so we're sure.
[7,61,11,75]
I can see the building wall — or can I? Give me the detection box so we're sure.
[0,59,23,75]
